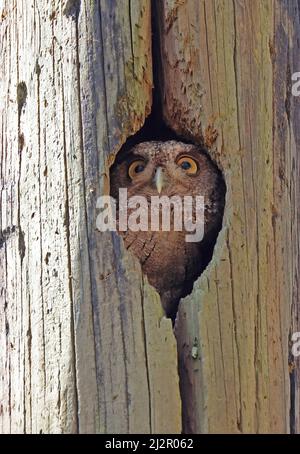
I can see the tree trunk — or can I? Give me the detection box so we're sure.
[0,0,180,434]
[156,0,300,434]
[0,0,299,435]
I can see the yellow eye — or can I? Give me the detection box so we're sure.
[177,156,198,174]
[128,160,146,179]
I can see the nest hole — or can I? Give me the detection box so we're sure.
[109,0,226,322]
[109,112,226,323]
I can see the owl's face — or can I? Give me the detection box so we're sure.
[110,140,220,202]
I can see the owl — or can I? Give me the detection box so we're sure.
[110,140,225,320]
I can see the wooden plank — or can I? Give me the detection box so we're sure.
[157,0,299,433]
[0,0,181,434]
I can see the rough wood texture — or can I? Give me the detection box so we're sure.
[157,0,300,433]
[1,0,299,435]
[0,0,181,434]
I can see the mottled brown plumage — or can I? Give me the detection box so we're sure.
[110,140,225,319]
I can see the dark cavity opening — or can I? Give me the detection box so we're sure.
[109,0,226,323]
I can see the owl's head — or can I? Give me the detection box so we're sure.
[110,140,222,202]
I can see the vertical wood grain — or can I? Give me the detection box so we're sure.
[157,0,300,433]
[0,0,181,434]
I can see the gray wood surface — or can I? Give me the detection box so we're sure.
[1,0,299,435]
[0,0,181,434]
[157,0,300,434]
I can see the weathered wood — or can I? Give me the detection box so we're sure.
[1,0,299,435]
[0,0,181,434]
[157,0,300,434]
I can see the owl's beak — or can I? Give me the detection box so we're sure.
[154,167,164,194]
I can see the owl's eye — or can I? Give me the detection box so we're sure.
[128,160,146,179]
[177,156,198,175]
